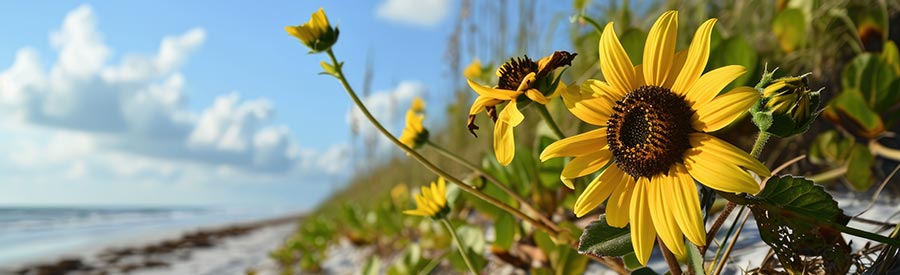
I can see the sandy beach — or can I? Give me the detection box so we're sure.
[4,214,302,275]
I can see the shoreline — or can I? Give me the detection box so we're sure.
[4,213,303,275]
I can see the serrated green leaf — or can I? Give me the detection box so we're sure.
[754,176,846,221]
[577,215,633,257]
[749,176,851,274]
[846,144,875,191]
[772,8,807,52]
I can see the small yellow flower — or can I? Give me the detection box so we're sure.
[463,59,484,80]
[403,177,449,219]
[466,51,577,166]
[542,11,771,265]
[399,97,429,149]
[285,8,339,53]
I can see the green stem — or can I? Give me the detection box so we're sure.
[750,132,771,159]
[536,104,565,139]
[324,49,560,238]
[576,14,604,34]
[441,218,478,274]
[425,141,561,233]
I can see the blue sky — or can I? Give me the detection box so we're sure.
[0,0,578,209]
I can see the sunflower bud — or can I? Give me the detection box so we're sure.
[751,73,822,137]
[285,8,340,53]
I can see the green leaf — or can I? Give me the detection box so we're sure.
[631,267,661,275]
[362,257,381,275]
[493,213,517,250]
[882,41,900,75]
[708,35,757,88]
[577,215,633,257]
[828,88,884,136]
[448,225,487,272]
[846,144,875,191]
[841,53,897,113]
[772,8,807,52]
[686,242,705,275]
[748,176,851,274]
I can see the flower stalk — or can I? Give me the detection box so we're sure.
[441,218,478,274]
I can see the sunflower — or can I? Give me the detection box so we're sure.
[399,97,429,149]
[467,51,576,166]
[403,177,449,219]
[540,11,770,265]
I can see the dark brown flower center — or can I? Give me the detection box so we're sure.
[497,56,539,90]
[606,85,694,178]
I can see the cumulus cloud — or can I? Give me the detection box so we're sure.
[376,0,451,27]
[0,4,340,181]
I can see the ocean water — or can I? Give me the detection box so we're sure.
[0,206,295,267]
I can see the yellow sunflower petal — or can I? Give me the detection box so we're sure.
[560,149,613,189]
[688,133,770,177]
[633,64,645,89]
[643,10,678,86]
[604,165,635,227]
[650,174,687,258]
[692,86,759,132]
[402,209,428,217]
[684,134,765,194]
[630,177,657,265]
[468,96,504,116]
[540,128,608,161]
[673,18,717,94]
[663,50,688,89]
[467,79,519,100]
[493,102,525,166]
[684,65,746,106]
[525,89,551,104]
[670,164,706,246]
[574,164,627,217]
[599,22,636,96]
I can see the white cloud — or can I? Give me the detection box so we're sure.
[376,0,451,27]
[0,4,345,187]
[347,81,426,153]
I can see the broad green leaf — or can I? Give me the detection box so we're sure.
[772,8,806,53]
[622,252,642,270]
[577,215,633,257]
[708,35,757,88]
[619,28,647,66]
[841,53,897,113]
[535,223,587,275]
[748,176,851,274]
[883,41,900,74]
[846,144,875,191]
[493,213,517,250]
[827,88,884,137]
[808,130,854,166]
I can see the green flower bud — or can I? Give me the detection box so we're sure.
[751,73,822,137]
